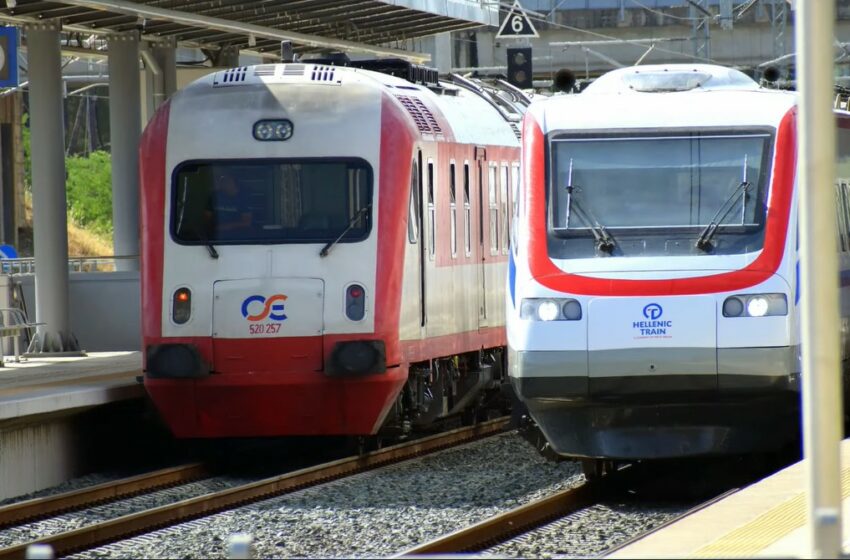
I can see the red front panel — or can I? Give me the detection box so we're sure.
[146,366,407,437]
[213,337,323,374]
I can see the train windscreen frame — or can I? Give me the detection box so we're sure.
[546,128,774,258]
[170,158,373,246]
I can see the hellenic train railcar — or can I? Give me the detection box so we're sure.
[508,64,850,470]
[140,61,526,438]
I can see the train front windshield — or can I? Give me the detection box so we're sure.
[548,131,773,257]
[171,159,372,245]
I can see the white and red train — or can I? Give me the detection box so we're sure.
[140,60,526,438]
[509,64,850,468]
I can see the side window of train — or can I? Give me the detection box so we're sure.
[500,163,509,255]
[428,159,436,260]
[489,163,498,255]
[450,161,458,258]
[408,160,419,244]
[464,162,472,257]
[511,162,520,253]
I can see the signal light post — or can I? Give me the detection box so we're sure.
[507,47,533,89]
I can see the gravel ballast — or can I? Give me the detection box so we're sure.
[0,477,254,549]
[73,433,581,559]
[486,500,688,558]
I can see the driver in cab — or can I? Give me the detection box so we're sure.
[206,172,253,236]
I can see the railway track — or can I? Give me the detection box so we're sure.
[401,465,747,558]
[0,464,209,529]
[0,417,509,560]
[399,463,634,556]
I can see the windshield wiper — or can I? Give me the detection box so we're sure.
[205,242,219,259]
[565,187,615,253]
[561,159,614,253]
[696,154,754,251]
[320,204,371,258]
[695,180,751,251]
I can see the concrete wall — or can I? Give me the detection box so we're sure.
[16,272,141,352]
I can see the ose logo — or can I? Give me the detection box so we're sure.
[643,303,663,321]
[241,294,288,321]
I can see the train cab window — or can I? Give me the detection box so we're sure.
[428,159,436,260]
[408,160,420,244]
[500,163,509,255]
[549,131,773,258]
[171,158,372,246]
[450,161,457,258]
[488,163,498,255]
[464,162,472,256]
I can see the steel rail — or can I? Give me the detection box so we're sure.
[0,418,509,560]
[399,465,633,555]
[0,463,209,529]
[601,486,741,557]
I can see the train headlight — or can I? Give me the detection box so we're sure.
[537,301,560,322]
[722,297,744,317]
[345,284,366,321]
[172,287,192,324]
[253,119,293,141]
[520,298,582,321]
[562,300,583,320]
[747,297,769,317]
[722,294,787,318]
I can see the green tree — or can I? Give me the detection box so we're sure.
[22,113,113,238]
[65,151,113,237]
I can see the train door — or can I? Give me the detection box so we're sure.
[417,150,426,329]
[475,147,488,328]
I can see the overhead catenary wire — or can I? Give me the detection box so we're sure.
[496,3,722,65]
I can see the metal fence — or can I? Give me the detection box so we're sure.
[0,256,139,274]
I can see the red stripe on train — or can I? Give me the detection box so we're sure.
[523,108,797,296]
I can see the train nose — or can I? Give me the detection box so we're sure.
[212,277,324,373]
[586,296,718,395]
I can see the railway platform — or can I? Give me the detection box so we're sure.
[0,352,147,501]
[609,439,850,558]
[0,351,142,421]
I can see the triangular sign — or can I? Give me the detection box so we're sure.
[496,0,539,39]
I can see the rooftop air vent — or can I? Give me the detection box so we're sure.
[395,95,443,135]
[509,123,521,140]
[311,65,336,82]
[254,65,276,77]
[219,67,248,84]
[283,64,306,76]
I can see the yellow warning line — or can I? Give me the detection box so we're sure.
[691,467,850,557]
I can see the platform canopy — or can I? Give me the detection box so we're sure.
[0,0,499,63]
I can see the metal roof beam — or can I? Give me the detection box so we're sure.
[55,0,431,62]
[6,2,79,17]
[219,7,406,35]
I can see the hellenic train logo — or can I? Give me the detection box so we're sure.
[241,294,288,321]
[633,303,672,337]
[643,303,663,320]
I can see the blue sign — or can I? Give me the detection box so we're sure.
[0,244,17,259]
[642,303,663,321]
[0,27,18,88]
